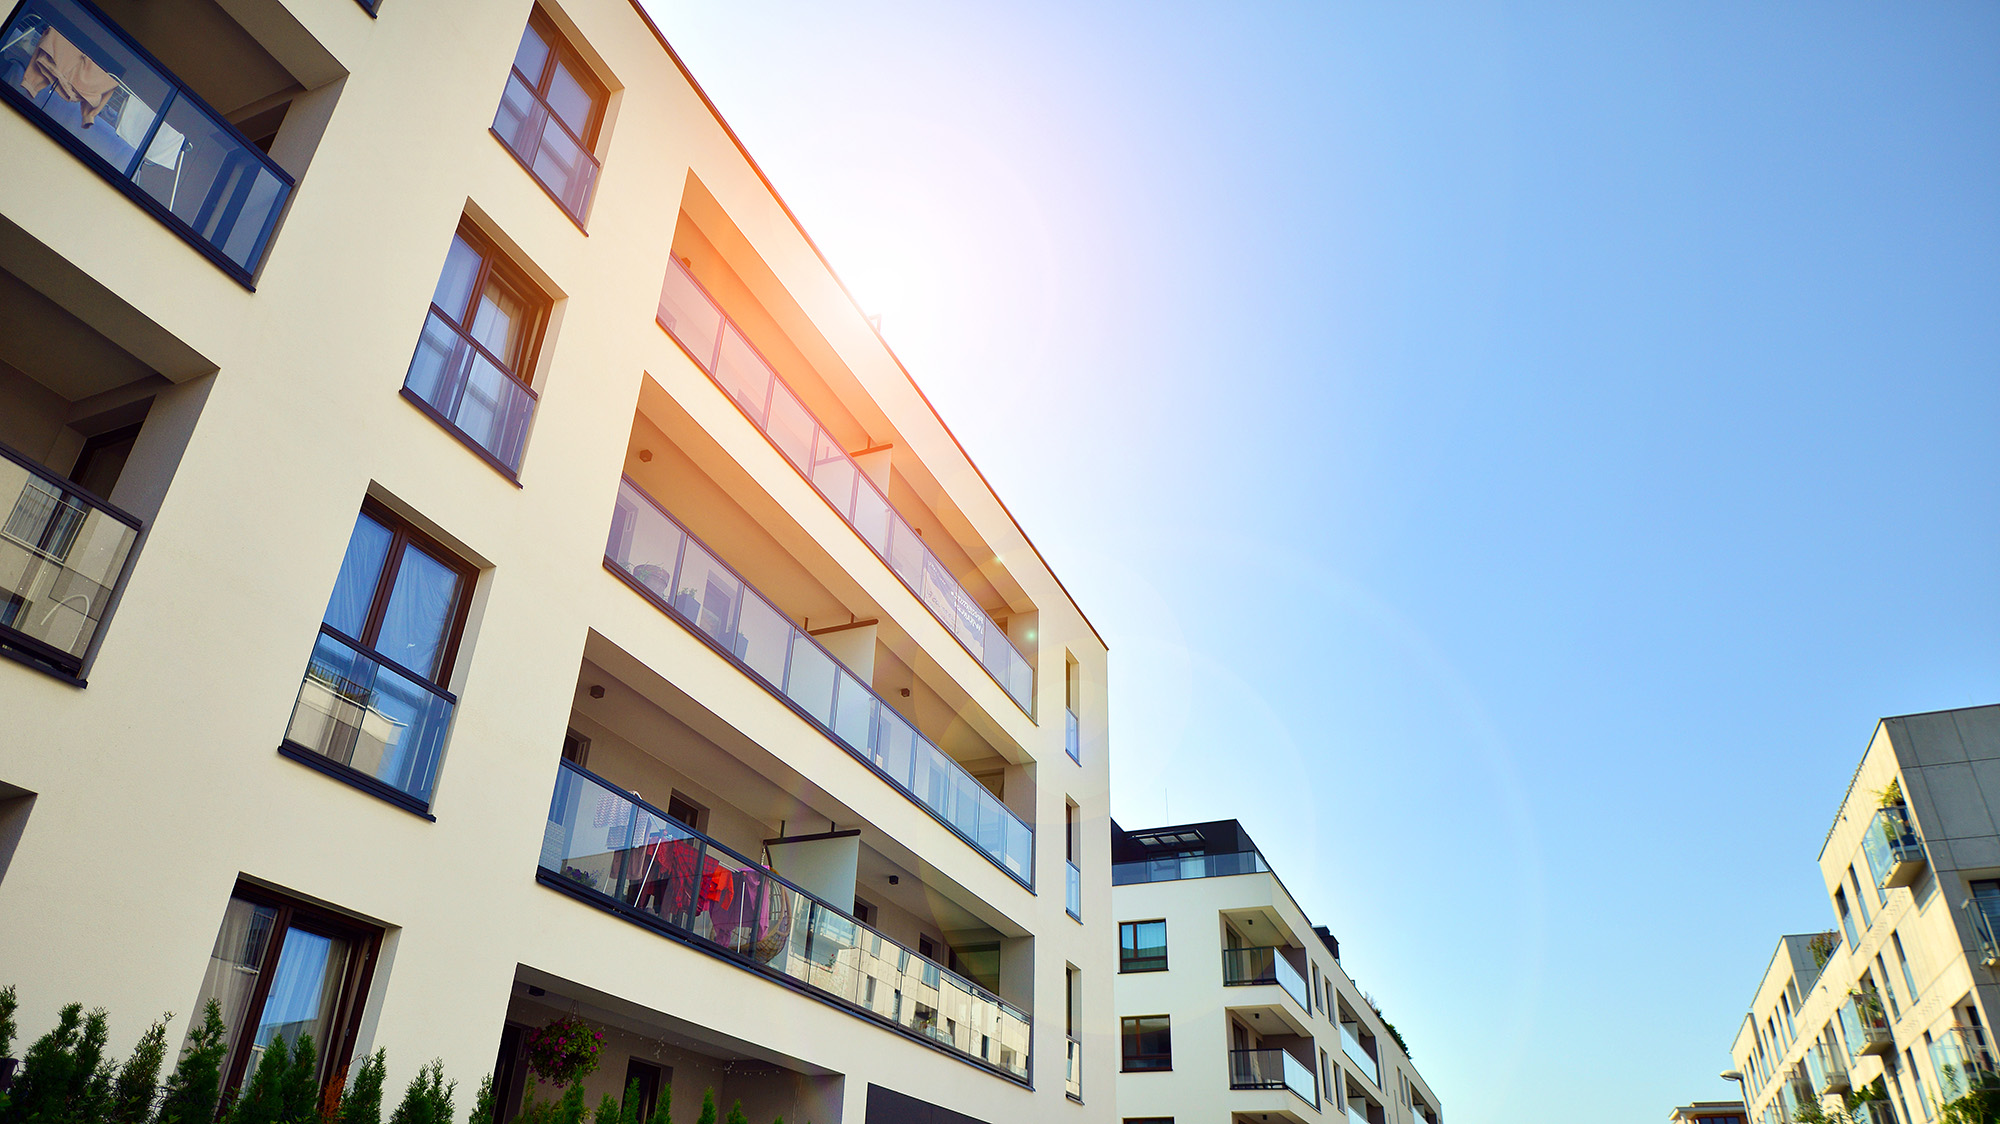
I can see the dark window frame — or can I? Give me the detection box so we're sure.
[340,498,476,688]
[1121,1014,1172,1072]
[1120,919,1168,973]
[213,880,382,1098]
[516,8,606,149]
[431,219,549,389]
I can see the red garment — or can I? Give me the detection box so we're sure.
[699,866,735,912]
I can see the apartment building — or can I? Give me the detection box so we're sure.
[0,1,1114,1121]
[1110,820,1443,1124]
[1728,705,2000,1124]
[1669,1102,1745,1124]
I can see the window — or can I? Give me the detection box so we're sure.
[1837,888,1859,947]
[665,791,706,831]
[191,883,380,1096]
[1064,654,1080,763]
[402,220,549,476]
[561,728,590,767]
[1894,932,1920,1001]
[281,502,471,809]
[622,1059,664,1124]
[492,8,605,223]
[1852,867,1874,929]
[1121,1015,1171,1072]
[1120,920,1168,973]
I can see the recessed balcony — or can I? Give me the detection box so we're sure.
[1340,1020,1381,1087]
[1966,895,2000,970]
[1229,1047,1316,1107]
[1840,990,1893,1057]
[656,260,1035,717]
[1806,1043,1849,1095]
[1862,803,1927,889]
[539,760,1030,1082]
[0,0,298,283]
[605,476,1033,886]
[1221,946,1310,1015]
[0,441,138,678]
[1113,848,1270,886]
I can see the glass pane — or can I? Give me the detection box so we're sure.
[673,541,739,647]
[323,512,392,639]
[376,543,461,681]
[511,20,550,82]
[732,590,791,687]
[192,897,278,1065]
[543,58,594,139]
[528,112,594,217]
[809,431,858,516]
[657,263,724,366]
[850,478,892,556]
[430,235,483,323]
[3,10,173,175]
[606,483,684,598]
[254,927,353,1057]
[783,633,835,725]
[831,670,873,751]
[871,706,916,788]
[493,72,543,160]
[712,325,774,425]
[447,349,534,470]
[468,276,528,371]
[763,382,816,472]
[286,630,454,802]
[886,515,924,585]
[132,93,284,271]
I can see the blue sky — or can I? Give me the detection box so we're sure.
[648,2,2000,1117]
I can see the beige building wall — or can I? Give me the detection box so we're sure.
[0,0,1115,1121]
[1729,706,2000,1124]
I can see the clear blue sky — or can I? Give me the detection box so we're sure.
[648,2,2000,1118]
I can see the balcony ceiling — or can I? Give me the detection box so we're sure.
[0,269,154,401]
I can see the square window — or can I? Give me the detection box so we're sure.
[492,9,606,222]
[1121,1015,1171,1072]
[1120,920,1168,973]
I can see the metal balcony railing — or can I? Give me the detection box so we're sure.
[1966,895,2000,968]
[606,477,1033,886]
[542,761,1030,1081]
[657,259,1035,716]
[1861,803,1927,889]
[280,625,455,807]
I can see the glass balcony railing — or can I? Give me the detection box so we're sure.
[1065,707,1080,763]
[1838,990,1892,1058]
[542,761,1030,1081]
[491,65,597,223]
[280,626,455,806]
[1348,1107,1371,1124]
[0,442,140,677]
[0,0,292,282]
[1112,849,1270,886]
[1340,1022,1380,1087]
[1065,859,1081,920]
[1221,946,1310,1013]
[1229,1048,1315,1105]
[401,309,538,476]
[1064,1034,1081,1100]
[1861,803,1927,889]
[1965,895,2000,968]
[657,260,1035,717]
[1934,1026,1999,1100]
[1806,1043,1849,1095]
[606,477,1033,886]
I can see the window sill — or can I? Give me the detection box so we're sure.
[278,742,437,820]
[1120,1066,1172,1074]
[1118,965,1169,974]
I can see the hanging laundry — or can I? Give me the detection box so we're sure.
[22,29,119,126]
[143,119,184,170]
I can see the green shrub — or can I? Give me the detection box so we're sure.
[387,1061,454,1124]
[339,1051,388,1124]
[469,1074,495,1124]
[642,1083,669,1124]
[694,1090,714,1124]
[722,1102,745,1124]
[2,1002,113,1124]
[109,1017,169,1124]
[156,1002,229,1124]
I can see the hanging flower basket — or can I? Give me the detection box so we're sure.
[523,1015,602,1086]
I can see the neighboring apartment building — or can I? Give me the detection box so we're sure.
[1729,705,2000,1124]
[1110,820,1443,1124]
[0,1,1114,1121]
[1668,1103,1745,1124]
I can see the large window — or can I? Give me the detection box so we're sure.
[402,221,548,476]
[191,883,380,1095]
[1121,1015,1171,1072]
[1120,920,1168,973]
[492,8,605,223]
[281,502,471,810]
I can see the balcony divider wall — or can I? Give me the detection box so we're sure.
[541,761,1031,1082]
[656,259,1035,716]
[605,476,1034,888]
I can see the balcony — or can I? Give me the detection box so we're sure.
[1221,947,1310,1014]
[1805,1044,1849,1095]
[1112,849,1270,886]
[656,260,1035,717]
[401,309,538,477]
[1229,1048,1315,1106]
[1065,707,1080,763]
[1347,1108,1370,1124]
[1064,1034,1081,1101]
[0,441,139,679]
[0,0,293,283]
[1861,804,1927,889]
[1065,859,1081,921]
[1340,1022,1380,1086]
[278,626,454,811]
[540,761,1030,1082]
[606,477,1033,886]
[1966,895,2000,969]
[1838,991,1892,1058]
